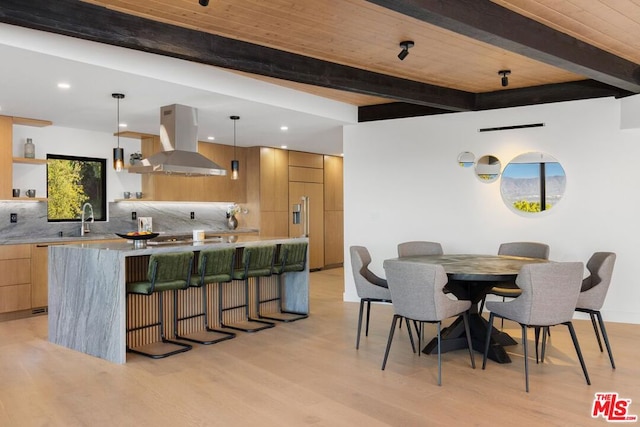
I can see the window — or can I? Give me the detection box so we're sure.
[47,154,107,222]
[500,152,566,214]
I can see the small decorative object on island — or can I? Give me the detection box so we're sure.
[24,138,35,158]
[226,203,240,230]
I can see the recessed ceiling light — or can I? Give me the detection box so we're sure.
[280,126,288,131]
[57,82,71,89]
[207,136,215,140]
[119,123,127,128]
[280,145,287,149]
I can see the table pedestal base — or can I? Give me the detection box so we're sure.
[422,314,516,363]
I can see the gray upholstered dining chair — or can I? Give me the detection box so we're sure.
[351,246,416,351]
[351,246,392,349]
[397,241,443,257]
[480,241,550,317]
[382,260,475,386]
[482,262,590,392]
[575,252,617,368]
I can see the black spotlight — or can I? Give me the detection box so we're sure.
[398,40,414,61]
[199,0,209,6]
[499,69,511,87]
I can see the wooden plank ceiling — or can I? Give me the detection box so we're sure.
[1,0,639,121]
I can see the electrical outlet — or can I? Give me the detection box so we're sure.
[190,211,195,219]
[131,211,137,220]
[10,213,17,223]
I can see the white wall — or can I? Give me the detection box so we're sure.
[12,124,141,204]
[344,97,640,324]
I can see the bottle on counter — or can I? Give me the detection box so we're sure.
[24,138,35,159]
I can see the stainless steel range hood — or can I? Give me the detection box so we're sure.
[128,104,227,176]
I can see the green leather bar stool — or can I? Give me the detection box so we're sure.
[126,251,194,358]
[221,245,276,332]
[258,241,309,322]
[175,247,237,345]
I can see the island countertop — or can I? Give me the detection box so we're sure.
[48,235,309,363]
[0,228,259,246]
[63,234,295,254]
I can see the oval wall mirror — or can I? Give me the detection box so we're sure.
[474,155,501,183]
[500,152,566,214]
[457,151,475,168]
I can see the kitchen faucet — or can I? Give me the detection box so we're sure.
[80,202,94,236]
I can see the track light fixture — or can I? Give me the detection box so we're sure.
[112,93,125,172]
[230,115,240,180]
[398,40,414,61]
[499,69,511,87]
[199,0,209,6]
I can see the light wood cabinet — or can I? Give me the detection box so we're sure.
[31,244,50,309]
[0,244,32,314]
[245,147,289,237]
[29,239,120,312]
[0,116,14,200]
[324,155,344,266]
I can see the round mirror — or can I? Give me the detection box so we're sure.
[500,152,566,214]
[457,151,475,168]
[475,155,501,183]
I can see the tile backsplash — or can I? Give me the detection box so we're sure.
[0,201,247,241]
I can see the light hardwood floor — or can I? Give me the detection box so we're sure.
[1,268,638,426]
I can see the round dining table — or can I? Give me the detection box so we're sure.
[386,254,549,363]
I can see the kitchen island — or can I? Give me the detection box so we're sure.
[48,235,309,363]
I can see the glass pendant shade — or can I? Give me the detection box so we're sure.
[231,159,239,180]
[113,147,124,172]
[112,93,125,171]
[230,115,240,180]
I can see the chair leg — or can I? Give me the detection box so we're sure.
[356,299,365,349]
[541,327,548,363]
[418,322,423,358]
[203,283,236,340]
[566,321,591,385]
[482,312,495,370]
[175,285,236,345]
[126,291,192,359]
[595,311,616,369]
[381,315,400,370]
[220,278,274,333]
[534,327,541,364]
[365,300,372,337]
[437,321,442,386]
[522,324,529,392]
[257,274,308,322]
[404,317,416,353]
[462,311,475,369]
[589,312,604,352]
[247,277,276,327]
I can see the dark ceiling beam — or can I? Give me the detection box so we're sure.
[475,79,630,111]
[359,80,630,122]
[365,0,640,93]
[359,103,451,122]
[0,0,474,111]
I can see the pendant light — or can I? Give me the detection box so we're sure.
[112,93,125,171]
[230,115,240,180]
